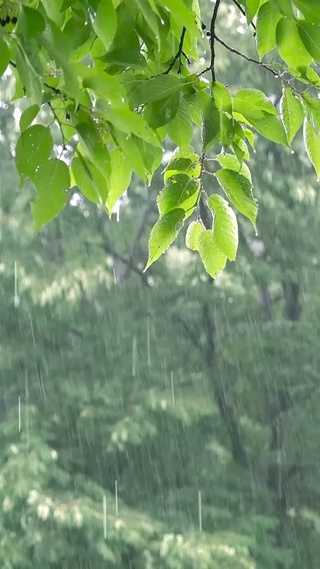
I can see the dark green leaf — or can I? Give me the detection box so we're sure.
[19,104,40,133]
[202,97,220,151]
[31,158,70,231]
[280,88,304,144]
[0,37,10,76]
[298,22,320,62]
[88,0,117,52]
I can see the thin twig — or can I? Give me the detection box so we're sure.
[231,0,256,32]
[209,0,221,81]
[164,27,187,74]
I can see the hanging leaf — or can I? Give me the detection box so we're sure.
[157,175,200,217]
[280,88,304,144]
[144,209,185,270]
[256,2,282,59]
[16,125,53,179]
[216,169,258,229]
[208,194,238,261]
[186,221,204,251]
[88,0,117,52]
[31,158,70,231]
[303,119,320,179]
[198,230,227,278]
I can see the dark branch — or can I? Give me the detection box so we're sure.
[209,0,221,82]
[164,27,187,74]
[231,0,256,32]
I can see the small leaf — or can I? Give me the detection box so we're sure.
[208,194,238,261]
[16,125,53,179]
[216,154,252,181]
[216,168,258,229]
[0,37,10,76]
[202,97,220,151]
[31,158,70,231]
[186,221,204,251]
[198,230,227,278]
[88,0,117,52]
[108,148,132,213]
[19,104,40,133]
[145,208,185,270]
[303,119,320,179]
[280,88,304,144]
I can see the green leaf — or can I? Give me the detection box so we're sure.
[71,154,108,207]
[157,175,200,217]
[15,125,53,179]
[276,17,313,68]
[16,44,43,106]
[76,121,110,179]
[212,82,232,113]
[31,159,70,231]
[216,169,258,229]
[167,96,193,150]
[108,148,132,213]
[233,89,277,120]
[82,71,127,103]
[301,93,320,138]
[202,97,220,151]
[216,154,252,181]
[145,208,185,270]
[220,113,234,147]
[208,194,238,261]
[292,0,320,22]
[248,114,288,145]
[103,105,160,147]
[88,0,117,52]
[186,221,204,251]
[144,92,180,128]
[280,88,304,144]
[245,0,261,23]
[0,37,10,76]
[122,74,182,107]
[103,48,147,69]
[16,6,45,38]
[256,2,282,59]
[298,22,320,62]
[114,130,147,179]
[303,119,320,179]
[19,104,40,133]
[198,230,227,278]
[270,0,294,17]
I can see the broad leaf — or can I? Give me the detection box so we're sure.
[167,96,193,150]
[31,159,70,231]
[208,194,238,261]
[248,114,288,145]
[276,17,313,69]
[108,148,132,214]
[88,0,117,52]
[212,82,232,113]
[303,119,320,179]
[198,230,227,278]
[71,154,108,207]
[256,2,282,59]
[280,88,304,144]
[15,125,53,179]
[186,221,204,251]
[145,208,185,270]
[19,104,40,133]
[157,175,200,217]
[0,37,10,76]
[216,169,258,229]
[233,89,277,120]
[202,97,220,151]
[292,0,320,23]
[216,154,252,181]
[298,22,320,63]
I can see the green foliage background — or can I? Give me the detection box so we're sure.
[1,0,320,568]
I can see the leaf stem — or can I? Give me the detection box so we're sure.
[164,27,187,75]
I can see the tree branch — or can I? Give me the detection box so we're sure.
[164,27,187,75]
[209,0,221,82]
[231,0,256,32]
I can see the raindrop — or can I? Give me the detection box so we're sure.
[103,495,107,539]
[198,490,202,532]
[171,371,175,405]
[18,396,21,432]
[115,480,119,516]
[132,336,137,376]
[291,150,295,155]
[14,261,19,308]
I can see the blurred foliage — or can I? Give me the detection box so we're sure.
[1,1,320,568]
